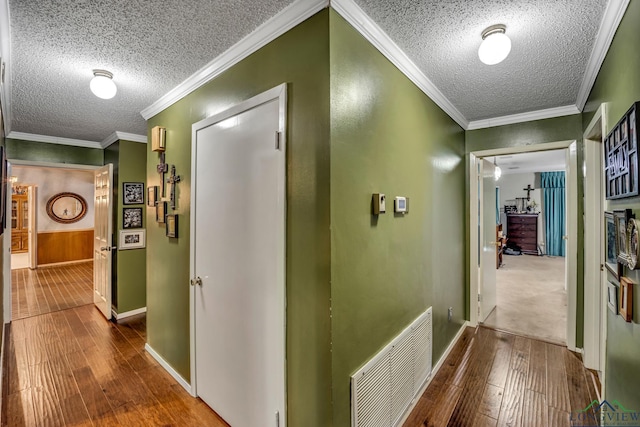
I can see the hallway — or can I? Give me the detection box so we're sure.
[1,304,228,426]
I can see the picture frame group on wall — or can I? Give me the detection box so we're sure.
[119,229,146,250]
[123,207,143,229]
[605,102,639,200]
[123,182,144,205]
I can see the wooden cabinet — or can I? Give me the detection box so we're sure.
[506,213,539,255]
[11,194,29,253]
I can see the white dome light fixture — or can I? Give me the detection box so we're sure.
[90,69,117,99]
[478,24,511,65]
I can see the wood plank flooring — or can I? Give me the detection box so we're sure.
[403,326,600,427]
[12,262,93,320]
[2,304,229,427]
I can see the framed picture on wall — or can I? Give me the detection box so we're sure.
[147,186,157,207]
[0,146,6,233]
[614,209,633,266]
[608,281,619,314]
[620,277,634,322]
[156,202,167,224]
[604,212,622,279]
[166,214,178,238]
[119,229,146,250]
[123,207,143,229]
[123,182,144,205]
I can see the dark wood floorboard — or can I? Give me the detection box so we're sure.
[12,262,93,320]
[2,303,229,427]
[404,326,600,427]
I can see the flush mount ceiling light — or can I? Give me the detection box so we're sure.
[90,69,117,99]
[478,24,511,65]
[494,158,502,181]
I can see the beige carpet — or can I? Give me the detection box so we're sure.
[482,254,567,344]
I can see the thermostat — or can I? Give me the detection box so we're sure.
[394,196,408,214]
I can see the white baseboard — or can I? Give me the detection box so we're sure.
[397,321,470,426]
[112,307,147,320]
[0,323,7,417]
[145,343,193,395]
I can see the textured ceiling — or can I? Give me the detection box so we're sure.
[5,0,613,142]
[8,0,293,141]
[353,0,608,121]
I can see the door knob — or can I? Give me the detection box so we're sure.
[190,277,203,286]
[100,246,112,251]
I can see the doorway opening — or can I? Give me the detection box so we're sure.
[482,150,568,344]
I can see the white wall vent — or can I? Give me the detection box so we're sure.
[351,307,433,427]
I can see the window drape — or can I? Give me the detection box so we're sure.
[541,171,566,256]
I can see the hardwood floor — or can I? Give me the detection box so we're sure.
[403,326,600,427]
[1,304,229,427]
[12,262,93,320]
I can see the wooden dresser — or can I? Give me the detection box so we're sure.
[506,213,539,255]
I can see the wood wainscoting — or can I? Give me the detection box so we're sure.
[37,229,93,265]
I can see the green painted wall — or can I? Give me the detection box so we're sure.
[465,115,584,347]
[146,11,332,426]
[106,140,147,314]
[329,11,466,426]
[6,138,103,165]
[583,0,640,410]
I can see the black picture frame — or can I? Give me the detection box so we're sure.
[166,214,178,238]
[614,209,634,266]
[0,146,6,233]
[156,202,167,224]
[123,207,143,229]
[605,102,640,200]
[605,211,622,279]
[123,182,144,205]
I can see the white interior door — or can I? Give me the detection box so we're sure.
[93,164,113,319]
[192,87,286,427]
[479,159,497,322]
[27,186,37,269]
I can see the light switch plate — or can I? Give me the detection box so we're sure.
[394,196,408,213]
[372,193,386,214]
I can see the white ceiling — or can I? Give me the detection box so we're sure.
[0,0,626,144]
[488,149,567,175]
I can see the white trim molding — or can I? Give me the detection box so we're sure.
[0,0,12,135]
[575,0,630,110]
[397,322,470,426]
[145,343,193,395]
[331,0,468,129]
[141,0,328,120]
[101,131,148,148]
[112,307,147,320]
[6,131,102,149]
[467,105,581,130]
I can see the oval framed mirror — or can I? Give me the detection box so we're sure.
[46,192,88,224]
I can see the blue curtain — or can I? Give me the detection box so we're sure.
[496,187,500,224]
[541,171,566,256]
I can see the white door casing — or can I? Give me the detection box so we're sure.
[27,185,37,269]
[479,159,497,322]
[93,164,113,320]
[565,142,578,351]
[190,84,286,427]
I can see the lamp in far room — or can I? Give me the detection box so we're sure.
[478,24,511,65]
[494,158,502,181]
[90,69,117,99]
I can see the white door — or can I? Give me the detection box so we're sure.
[192,87,286,427]
[27,186,37,269]
[479,159,497,322]
[93,164,113,319]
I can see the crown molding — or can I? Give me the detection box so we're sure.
[331,0,468,129]
[467,105,581,130]
[6,131,102,149]
[576,0,630,110]
[0,0,12,135]
[141,0,329,120]
[101,131,147,148]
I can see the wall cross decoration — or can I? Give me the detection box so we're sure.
[523,184,534,200]
[157,152,168,198]
[167,165,181,210]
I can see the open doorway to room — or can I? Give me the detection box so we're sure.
[482,150,568,344]
[8,164,96,320]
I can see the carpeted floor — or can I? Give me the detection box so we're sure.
[482,254,567,344]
